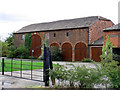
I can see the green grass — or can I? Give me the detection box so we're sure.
[0,60,43,72]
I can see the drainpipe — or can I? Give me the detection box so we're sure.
[87,28,90,58]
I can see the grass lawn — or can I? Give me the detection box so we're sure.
[0,59,44,72]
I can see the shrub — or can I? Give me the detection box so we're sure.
[100,35,120,88]
[1,42,9,57]
[8,45,30,59]
[25,33,31,56]
[49,63,106,88]
[50,46,62,61]
[81,58,93,62]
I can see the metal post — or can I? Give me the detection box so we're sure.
[49,51,53,70]
[11,58,13,76]
[20,56,22,78]
[45,47,50,86]
[43,44,46,82]
[2,58,4,75]
[31,50,34,80]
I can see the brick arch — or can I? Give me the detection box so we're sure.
[62,42,72,61]
[30,34,42,58]
[50,42,60,48]
[75,42,87,61]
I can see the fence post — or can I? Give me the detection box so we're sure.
[20,56,22,78]
[45,47,50,86]
[43,44,46,82]
[2,58,4,75]
[11,58,13,76]
[49,51,53,70]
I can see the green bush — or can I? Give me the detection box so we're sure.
[100,35,120,88]
[49,63,106,88]
[25,33,31,56]
[50,46,62,61]
[81,58,93,62]
[8,45,30,59]
[1,42,9,57]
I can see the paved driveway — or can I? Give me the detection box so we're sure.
[53,61,100,68]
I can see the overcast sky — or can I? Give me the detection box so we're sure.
[0,0,120,41]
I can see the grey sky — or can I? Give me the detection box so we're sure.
[0,0,119,41]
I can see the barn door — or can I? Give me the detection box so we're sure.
[75,42,87,61]
[91,47,102,62]
[62,42,72,61]
[30,34,42,58]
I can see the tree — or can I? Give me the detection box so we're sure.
[1,41,9,57]
[5,32,14,46]
[25,33,31,56]
[100,35,114,65]
[100,35,120,88]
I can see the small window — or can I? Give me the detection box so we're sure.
[66,32,69,37]
[22,34,25,40]
[53,33,56,37]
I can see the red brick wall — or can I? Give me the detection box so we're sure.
[89,20,114,44]
[14,28,88,47]
[103,31,120,47]
[14,33,26,48]
[14,20,114,48]
[47,29,88,47]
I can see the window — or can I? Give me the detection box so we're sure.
[66,32,69,37]
[53,33,56,37]
[22,34,25,40]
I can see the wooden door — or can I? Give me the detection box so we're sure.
[91,47,102,62]
[62,43,72,61]
[30,35,42,58]
[75,42,87,61]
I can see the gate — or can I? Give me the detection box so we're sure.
[1,45,52,86]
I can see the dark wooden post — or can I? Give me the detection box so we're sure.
[49,51,53,70]
[2,58,4,75]
[45,47,50,86]
[43,44,46,82]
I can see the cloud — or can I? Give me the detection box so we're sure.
[0,12,29,22]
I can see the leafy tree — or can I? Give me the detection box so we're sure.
[1,41,9,57]
[100,35,120,88]
[5,32,14,46]
[25,33,31,56]
[8,45,29,59]
[100,35,114,65]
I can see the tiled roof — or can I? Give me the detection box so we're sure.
[89,36,103,45]
[15,16,110,33]
[103,23,120,31]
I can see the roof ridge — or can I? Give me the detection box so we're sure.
[16,16,111,33]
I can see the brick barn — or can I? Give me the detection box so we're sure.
[14,16,114,62]
[103,23,120,56]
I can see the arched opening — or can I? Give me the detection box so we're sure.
[75,42,87,61]
[30,34,42,58]
[62,42,72,61]
[50,42,60,48]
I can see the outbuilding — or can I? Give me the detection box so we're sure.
[14,16,114,62]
